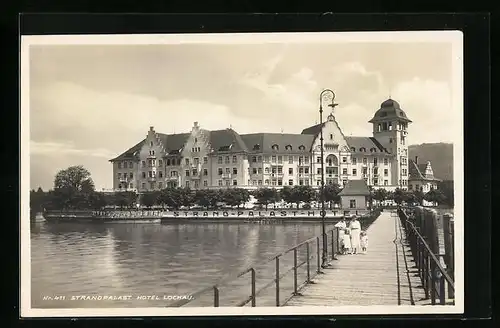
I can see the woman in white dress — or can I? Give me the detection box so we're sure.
[349,215,362,254]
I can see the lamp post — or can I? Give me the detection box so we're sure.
[319,89,337,269]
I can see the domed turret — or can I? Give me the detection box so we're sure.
[369,98,412,123]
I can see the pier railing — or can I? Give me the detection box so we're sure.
[170,228,341,307]
[398,206,455,305]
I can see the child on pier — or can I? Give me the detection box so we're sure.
[360,231,368,253]
[342,229,352,255]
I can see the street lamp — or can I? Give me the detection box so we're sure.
[319,89,337,269]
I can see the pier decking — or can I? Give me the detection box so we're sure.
[285,211,426,306]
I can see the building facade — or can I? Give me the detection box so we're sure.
[109,98,413,193]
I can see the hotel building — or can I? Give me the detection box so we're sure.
[109,98,414,192]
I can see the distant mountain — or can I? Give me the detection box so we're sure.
[408,143,454,181]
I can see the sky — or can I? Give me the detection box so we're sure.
[26,35,460,191]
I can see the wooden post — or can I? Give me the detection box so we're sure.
[443,213,455,299]
[428,209,441,256]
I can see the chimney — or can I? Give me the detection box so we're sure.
[149,126,154,132]
[415,156,418,164]
[193,121,199,128]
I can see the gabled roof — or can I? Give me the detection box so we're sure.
[338,179,371,196]
[345,136,390,154]
[240,133,314,154]
[208,128,248,153]
[109,139,145,162]
[301,122,325,136]
[408,160,441,182]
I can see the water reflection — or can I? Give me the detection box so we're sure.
[31,221,337,308]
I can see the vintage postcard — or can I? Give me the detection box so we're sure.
[20,31,464,317]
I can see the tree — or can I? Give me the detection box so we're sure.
[179,187,195,208]
[254,188,279,210]
[412,189,425,206]
[140,191,158,208]
[424,189,447,206]
[194,189,221,209]
[112,191,138,209]
[293,185,316,208]
[372,188,389,206]
[393,188,406,205]
[87,192,107,210]
[54,165,95,193]
[322,183,342,208]
[280,186,295,207]
[158,187,183,209]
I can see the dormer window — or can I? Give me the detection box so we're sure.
[298,145,305,151]
[360,147,366,152]
[370,148,377,152]
[285,145,292,151]
[272,144,279,151]
[350,147,356,152]
[253,144,261,151]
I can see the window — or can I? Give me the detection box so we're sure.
[363,157,367,164]
[252,168,257,174]
[117,173,122,179]
[264,156,269,162]
[258,168,262,174]
[389,138,393,144]
[285,145,292,151]
[330,134,333,140]
[218,180,223,186]
[225,167,230,174]
[203,157,208,164]
[277,156,282,164]
[170,171,177,177]
[384,169,388,176]
[288,156,293,164]
[384,158,388,165]
[271,156,276,163]
[288,168,293,175]
[304,157,309,164]
[265,179,269,185]
[352,169,357,176]
[277,167,283,174]
[299,179,303,185]
[142,172,146,178]
[253,144,261,150]
[271,180,277,186]
[142,183,146,189]
[225,156,230,164]
[159,182,163,189]
[342,168,348,175]
[142,161,146,167]
[166,159,171,166]
[252,156,257,163]
[129,172,133,178]
[192,169,197,176]
[271,167,277,174]
[299,145,305,151]
[232,156,237,164]
[232,180,237,186]
[277,179,283,186]
[401,137,406,145]
[185,158,190,165]
[118,162,123,169]
[203,168,208,176]
[374,168,378,175]
[304,168,309,174]
[185,170,190,177]
[317,168,321,174]
[349,199,356,209]
[272,144,279,151]
[233,168,238,175]
[129,182,133,189]
[265,167,270,174]
[150,141,153,147]
[159,172,163,178]
[158,160,163,167]
[177,158,181,166]
[186,181,190,188]
[218,156,223,164]
[384,180,388,186]
[288,179,293,186]
[194,158,199,165]
[317,180,321,186]
[299,167,303,174]
[258,156,262,162]
[352,157,357,165]
[374,178,378,185]
[374,158,378,165]
[305,179,310,186]
[342,157,347,163]
[194,181,199,188]
[317,156,322,163]
[258,180,262,185]
[362,167,367,175]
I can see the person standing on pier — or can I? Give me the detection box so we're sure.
[349,215,362,254]
[334,216,347,253]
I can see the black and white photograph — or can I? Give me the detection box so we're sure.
[21,31,464,317]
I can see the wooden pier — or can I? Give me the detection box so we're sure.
[285,211,426,306]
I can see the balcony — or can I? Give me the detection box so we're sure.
[166,175,179,181]
[327,173,339,178]
[270,173,284,178]
[221,173,232,179]
[118,177,129,183]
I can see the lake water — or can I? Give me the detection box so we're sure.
[30,220,349,308]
